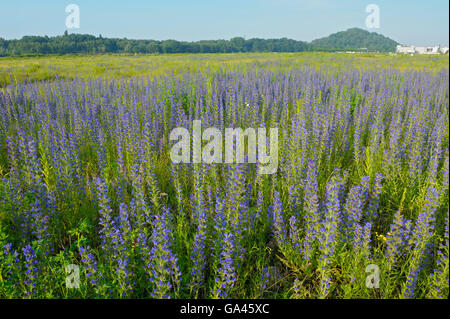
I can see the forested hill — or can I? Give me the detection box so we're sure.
[0,28,399,56]
[310,28,399,52]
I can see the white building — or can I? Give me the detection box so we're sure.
[396,45,415,54]
[396,45,446,55]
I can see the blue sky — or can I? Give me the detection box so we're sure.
[0,0,448,46]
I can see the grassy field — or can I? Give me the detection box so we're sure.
[1,52,448,88]
[0,53,448,299]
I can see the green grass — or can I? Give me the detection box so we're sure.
[1,52,448,88]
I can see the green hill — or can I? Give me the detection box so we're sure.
[310,28,399,52]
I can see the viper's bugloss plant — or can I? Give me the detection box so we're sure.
[22,244,38,298]
[0,56,448,299]
[402,186,441,298]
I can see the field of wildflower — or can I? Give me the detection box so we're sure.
[0,53,448,299]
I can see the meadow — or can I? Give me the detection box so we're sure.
[0,52,448,298]
[1,52,448,88]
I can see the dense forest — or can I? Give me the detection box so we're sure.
[0,28,399,56]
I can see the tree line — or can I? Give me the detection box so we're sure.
[0,33,309,56]
[0,28,398,56]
